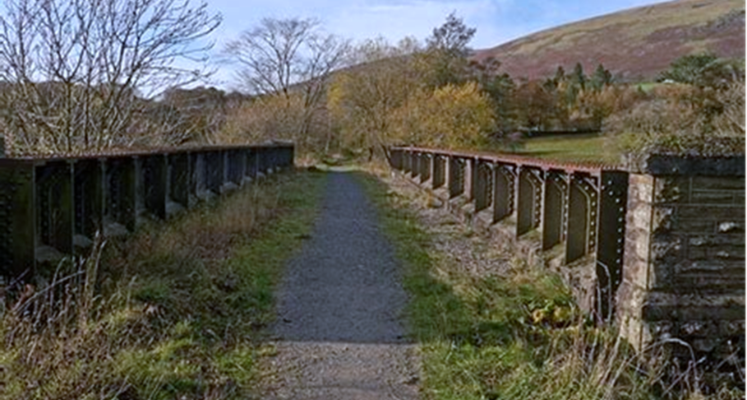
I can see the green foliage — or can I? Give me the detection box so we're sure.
[590,64,613,90]
[658,53,744,88]
[421,12,477,88]
[426,12,476,58]
[505,134,618,163]
[570,62,586,90]
[467,57,516,134]
[605,80,745,156]
[356,173,471,342]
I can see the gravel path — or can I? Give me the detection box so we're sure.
[261,172,419,400]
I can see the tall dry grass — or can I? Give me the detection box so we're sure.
[0,171,325,399]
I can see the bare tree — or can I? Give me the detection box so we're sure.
[224,17,350,151]
[0,0,221,154]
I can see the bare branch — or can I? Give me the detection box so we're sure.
[0,0,222,154]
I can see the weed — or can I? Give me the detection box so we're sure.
[0,170,326,399]
[359,170,744,400]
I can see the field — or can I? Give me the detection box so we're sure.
[498,134,621,164]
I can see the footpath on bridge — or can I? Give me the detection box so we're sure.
[261,171,420,400]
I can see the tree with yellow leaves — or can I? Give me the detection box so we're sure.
[388,82,496,149]
[327,37,425,158]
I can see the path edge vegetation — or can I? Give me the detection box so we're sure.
[0,169,327,399]
[356,168,744,400]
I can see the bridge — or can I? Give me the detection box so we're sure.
[0,141,743,394]
[0,143,294,281]
[389,145,745,372]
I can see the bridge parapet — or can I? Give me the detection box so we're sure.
[389,146,744,379]
[392,146,625,319]
[0,143,294,283]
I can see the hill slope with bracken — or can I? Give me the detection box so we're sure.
[473,0,745,82]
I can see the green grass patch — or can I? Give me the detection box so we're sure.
[357,171,743,400]
[508,134,620,164]
[636,82,666,93]
[0,170,327,400]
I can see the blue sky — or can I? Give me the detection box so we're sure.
[203,0,672,89]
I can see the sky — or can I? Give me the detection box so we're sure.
[201,0,673,90]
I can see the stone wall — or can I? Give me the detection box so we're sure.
[617,155,745,381]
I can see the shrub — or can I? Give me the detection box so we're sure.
[218,93,328,157]
[603,80,745,156]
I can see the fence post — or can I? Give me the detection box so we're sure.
[236,149,248,186]
[391,149,402,170]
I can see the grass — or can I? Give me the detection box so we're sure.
[0,169,327,399]
[357,168,744,400]
[507,134,620,164]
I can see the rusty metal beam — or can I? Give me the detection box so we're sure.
[35,161,75,265]
[169,153,190,210]
[448,157,465,198]
[392,145,616,174]
[596,171,629,320]
[542,171,567,250]
[432,155,445,189]
[517,167,543,236]
[474,161,492,212]
[566,174,598,264]
[0,144,295,283]
[73,159,104,246]
[467,158,477,201]
[143,155,168,220]
[420,153,431,183]
[492,164,515,223]
[411,152,420,179]
[0,160,36,280]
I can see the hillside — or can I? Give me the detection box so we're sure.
[473,0,745,82]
